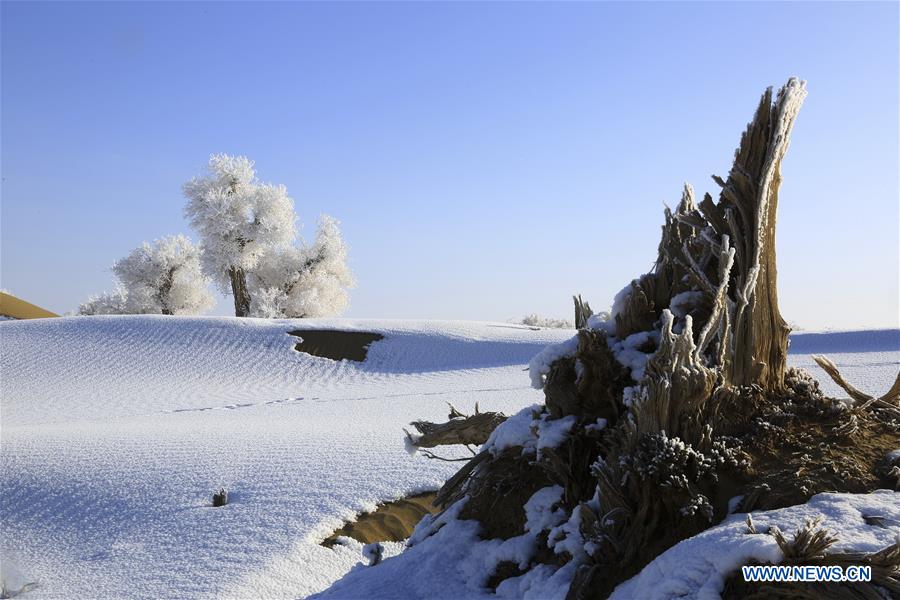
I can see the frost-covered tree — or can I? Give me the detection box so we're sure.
[249,216,354,318]
[183,154,295,316]
[112,235,215,315]
[518,314,575,329]
[77,289,128,315]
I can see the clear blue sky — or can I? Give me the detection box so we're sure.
[2,1,898,329]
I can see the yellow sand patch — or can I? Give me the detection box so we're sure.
[0,293,59,320]
[322,492,439,546]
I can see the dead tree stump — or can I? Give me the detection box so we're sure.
[404,79,900,599]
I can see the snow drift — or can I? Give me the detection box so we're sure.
[0,317,896,598]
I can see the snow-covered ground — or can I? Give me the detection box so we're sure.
[788,329,900,399]
[0,316,570,598]
[0,317,897,598]
[610,490,900,600]
[313,490,900,600]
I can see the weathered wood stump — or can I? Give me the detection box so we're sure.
[405,79,900,598]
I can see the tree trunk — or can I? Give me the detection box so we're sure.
[157,266,178,316]
[229,267,251,317]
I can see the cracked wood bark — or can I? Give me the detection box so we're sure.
[613,81,806,394]
[712,80,806,391]
[406,412,506,448]
[404,79,840,600]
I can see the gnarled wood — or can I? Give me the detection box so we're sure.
[400,79,898,600]
[573,294,593,329]
[406,411,506,449]
[813,354,900,413]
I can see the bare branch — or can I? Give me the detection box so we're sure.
[407,411,506,449]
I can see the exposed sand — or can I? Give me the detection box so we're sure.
[0,293,58,320]
[288,329,384,361]
[322,492,439,546]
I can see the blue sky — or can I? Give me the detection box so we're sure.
[2,1,897,329]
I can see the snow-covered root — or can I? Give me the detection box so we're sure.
[311,491,899,600]
[610,491,900,600]
[391,78,898,600]
[813,354,900,416]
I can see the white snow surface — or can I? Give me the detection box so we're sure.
[315,494,580,600]
[316,490,899,600]
[481,407,577,459]
[610,490,900,600]
[787,329,900,400]
[527,334,579,389]
[0,316,570,599]
[313,328,899,599]
[1,317,897,599]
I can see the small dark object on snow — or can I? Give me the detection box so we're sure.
[363,542,384,566]
[863,515,886,528]
[212,488,228,507]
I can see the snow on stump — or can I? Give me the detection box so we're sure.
[394,78,900,600]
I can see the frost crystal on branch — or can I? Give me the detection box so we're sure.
[519,314,575,329]
[183,154,352,318]
[112,235,215,316]
[183,154,296,316]
[77,289,128,315]
[249,215,354,318]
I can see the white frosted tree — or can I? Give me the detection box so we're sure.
[112,235,215,315]
[249,216,354,318]
[77,289,128,316]
[518,314,575,329]
[183,154,295,316]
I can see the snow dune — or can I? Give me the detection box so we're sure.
[0,317,897,598]
[1,316,570,598]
